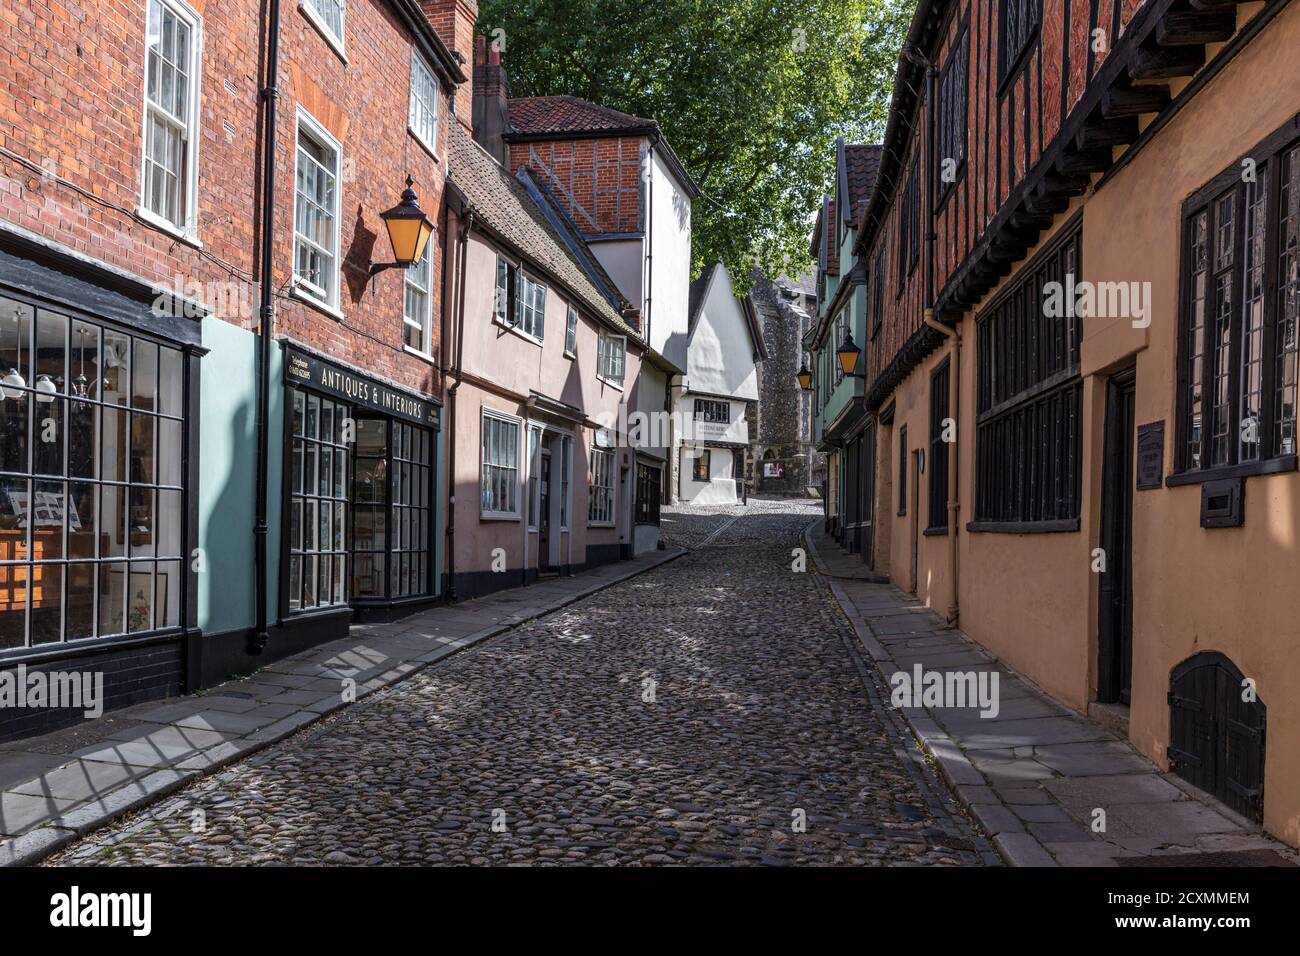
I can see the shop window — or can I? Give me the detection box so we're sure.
[348,416,432,601]
[0,297,185,649]
[692,449,711,483]
[287,388,349,612]
[588,446,614,524]
[635,463,662,525]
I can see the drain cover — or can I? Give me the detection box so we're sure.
[1117,849,1295,867]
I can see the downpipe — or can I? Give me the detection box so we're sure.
[443,201,473,602]
[250,0,283,656]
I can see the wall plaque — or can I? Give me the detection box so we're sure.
[1136,421,1164,490]
[283,345,441,430]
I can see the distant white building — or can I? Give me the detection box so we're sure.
[672,263,766,505]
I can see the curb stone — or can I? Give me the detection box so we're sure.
[804,523,1056,867]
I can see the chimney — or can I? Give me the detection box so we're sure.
[472,35,510,164]
[420,0,477,132]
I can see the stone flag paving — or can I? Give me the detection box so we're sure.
[808,525,1299,867]
[37,499,994,866]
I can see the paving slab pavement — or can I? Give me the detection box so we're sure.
[807,524,1299,867]
[0,546,683,866]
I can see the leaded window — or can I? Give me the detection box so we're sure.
[693,399,730,424]
[938,25,969,199]
[1179,133,1300,472]
[999,0,1039,82]
[929,360,951,531]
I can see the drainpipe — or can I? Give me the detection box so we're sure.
[250,0,283,655]
[443,199,474,602]
[644,146,654,345]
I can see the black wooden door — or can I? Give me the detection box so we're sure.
[862,421,876,569]
[1099,368,1135,704]
[1169,653,1266,823]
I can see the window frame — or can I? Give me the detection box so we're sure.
[402,240,434,357]
[587,445,616,526]
[564,304,579,357]
[998,0,1040,89]
[299,0,346,62]
[492,253,546,345]
[480,410,521,520]
[971,217,1084,531]
[408,51,440,157]
[928,360,951,533]
[937,23,970,207]
[137,0,203,241]
[1172,122,1300,485]
[0,295,190,651]
[292,109,344,312]
[692,449,712,483]
[597,333,626,388]
[693,399,730,424]
[870,246,885,340]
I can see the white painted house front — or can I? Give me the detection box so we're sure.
[673,263,766,505]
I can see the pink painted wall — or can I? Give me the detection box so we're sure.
[447,222,642,585]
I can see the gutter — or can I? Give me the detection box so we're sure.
[250,0,283,656]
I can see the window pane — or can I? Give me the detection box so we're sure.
[30,562,62,644]
[66,562,96,641]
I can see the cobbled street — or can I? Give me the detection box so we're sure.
[48,500,989,867]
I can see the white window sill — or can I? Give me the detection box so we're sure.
[299,2,347,63]
[587,521,616,529]
[597,375,624,391]
[481,512,521,522]
[409,126,441,162]
[290,284,345,321]
[564,350,576,360]
[403,345,437,365]
[493,317,544,348]
[136,207,202,249]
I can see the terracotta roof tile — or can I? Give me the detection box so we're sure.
[507,95,654,136]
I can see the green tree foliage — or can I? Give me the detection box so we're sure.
[478,0,914,285]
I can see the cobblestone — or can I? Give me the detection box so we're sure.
[48,499,989,867]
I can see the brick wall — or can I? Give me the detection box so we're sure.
[508,136,645,236]
[0,0,452,397]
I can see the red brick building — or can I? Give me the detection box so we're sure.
[0,0,463,738]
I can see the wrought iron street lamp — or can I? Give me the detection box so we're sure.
[369,176,435,284]
[796,364,813,391]
[837,330,864,378]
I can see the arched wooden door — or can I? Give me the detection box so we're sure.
[1168,652,1266,823]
